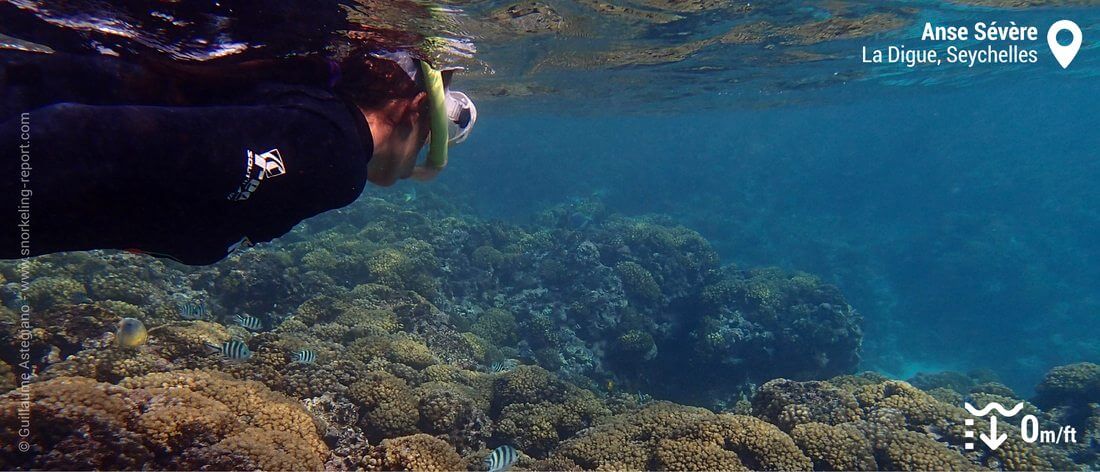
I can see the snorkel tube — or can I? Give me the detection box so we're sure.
[419,61,449,171]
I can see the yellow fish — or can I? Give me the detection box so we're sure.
[116,318,148,349]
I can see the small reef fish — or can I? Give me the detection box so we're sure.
[116,318,148,349]
[490,361,511,373]
[637,391,651,404]
[402,187,417,202]
[207,340,252,360]
[291,350,316,364]
[42,345,61,364]
[235,314,263,331]
[484,445,519,472]
[177,300,208,320]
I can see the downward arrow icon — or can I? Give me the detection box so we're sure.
[981,416,1008,450]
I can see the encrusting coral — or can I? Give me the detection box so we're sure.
[0,370,328,470]
[752,379,862,431]
[876,429,975,471]
[1034,362,1100,408]
[541,401,811,471]
[416,382,492,453]
[349,370,421,439]
[470,307,518,346]
[367,433,463,471]
[791,422,877,471]
[490,365,611,455]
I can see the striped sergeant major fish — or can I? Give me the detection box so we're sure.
[207,340,252,360]
[484,445,519,472]
[489,359,518,373]
[291,350,316,364]
[235,314,263,331]
[177,300,208,320]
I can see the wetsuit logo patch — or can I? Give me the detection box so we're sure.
[228,148,286,201]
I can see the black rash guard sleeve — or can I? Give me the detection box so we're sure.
[0,90,372,265]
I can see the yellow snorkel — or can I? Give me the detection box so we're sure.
[420,61,450,171]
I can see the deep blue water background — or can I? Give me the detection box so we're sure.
[440,74,1100,394]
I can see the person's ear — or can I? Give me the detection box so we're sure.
[407,92,429,123]
[412,91,429,110]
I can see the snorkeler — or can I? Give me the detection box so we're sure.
[0,50,475,265]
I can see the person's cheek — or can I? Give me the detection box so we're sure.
[401,145,419,178]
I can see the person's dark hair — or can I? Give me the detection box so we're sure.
[332,55,421,109]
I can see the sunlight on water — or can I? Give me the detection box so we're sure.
[6,0,1099,110]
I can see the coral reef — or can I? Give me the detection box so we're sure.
[0,193,1094,470]
[271,198,860,405]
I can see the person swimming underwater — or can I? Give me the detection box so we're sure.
[0,49,475,265]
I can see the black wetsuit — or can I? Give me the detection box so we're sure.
[0,51,373,264]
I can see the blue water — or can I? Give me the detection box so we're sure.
[443,72,1100,394]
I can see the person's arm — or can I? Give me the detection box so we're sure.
[1,98,370,264]
[18,100,365,200]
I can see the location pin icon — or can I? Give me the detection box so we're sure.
[1047,20,1082,69]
